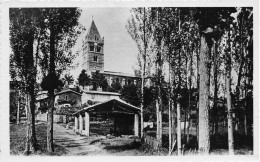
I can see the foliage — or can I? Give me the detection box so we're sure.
[78,69,91,88]
[38,8,82,90]
[126,7,154,78]
[41,73,64,92]
[9,8,42,92]
[120,84,141,107]
[63,74,74,85]
[108,82,122,93]
[91,70,108,91]
[54,106,81,115]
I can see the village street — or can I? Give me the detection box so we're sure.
[53,123,142,156]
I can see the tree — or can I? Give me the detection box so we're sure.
[91,70,108,91]
[235,7,253,136]
[39,8,82,153]
[78,69,91,89]
[194,7,236,154]
[120,84,141,107]
[10,8,44,154]
[151,7,164,148]
[108,82,122,93]
[143,86,157,121]
[126,7,154,139]
[41,74,64,92]
[63,73,74,85]
[225,25,235,154]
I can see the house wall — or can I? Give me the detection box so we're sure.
[103,74,140,87]
[82,92,120,104]
[54,92,81,108]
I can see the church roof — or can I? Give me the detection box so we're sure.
[86,20,102,42]
[101,71,139,78]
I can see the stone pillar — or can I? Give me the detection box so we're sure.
[75,116,78,132]
[109,77,112,86]
[134,114,139,136]
[85,112,90,137]
[79,114,83,134]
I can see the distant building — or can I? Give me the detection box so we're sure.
[81,20,140,88]
[54,89,82,109]
[81,89,120,104]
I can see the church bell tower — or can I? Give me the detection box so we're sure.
[82,20,104,75]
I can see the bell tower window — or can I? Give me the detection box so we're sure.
[90,44,94,52]
[94,35,98,41]
[93,56,98,62]
[97,46,101,53]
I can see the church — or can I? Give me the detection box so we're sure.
[81,20,140,88]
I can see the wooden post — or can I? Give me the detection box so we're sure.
[85,112,90,137]
[79,114,83,134]
[177,101,181,155]
[75,116,78,132]
[134,114,139,136]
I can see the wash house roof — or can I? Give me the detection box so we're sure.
[73,98,140,115]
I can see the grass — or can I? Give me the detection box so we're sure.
[10,122,67,155]
[10,121,253,156]
[143,124,253,155]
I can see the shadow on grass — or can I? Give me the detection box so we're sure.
[103,140,141,151]
[10,122,67,156]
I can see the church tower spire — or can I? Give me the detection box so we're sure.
[82,19,104,75]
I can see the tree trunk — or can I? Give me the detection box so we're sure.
[196,43,200,144]
[140,7,146,139]
[213,41,219,145]
[171,68,176,152]
[156,75,163,148]
[24,93,37,155]
[156,98,162,148]
[244,63,248,136]
[24,30,37,155]
[156,98,160,139]
[168,57,172,154]
[244,113,247,136]
[16,90,20,124]
[226,51,234,155]
[198,34,211,154]
[47,23,55,153]
[183,56,188,143]
[172,101,176,147]
[177,101,181,155]
[187,47,193,144]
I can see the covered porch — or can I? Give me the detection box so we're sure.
[73,98,140,137]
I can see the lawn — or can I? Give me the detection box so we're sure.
[10,121,253,156]
[10,122,67,155]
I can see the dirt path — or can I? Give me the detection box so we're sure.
[53,124,109,155]
[53,124,142,156]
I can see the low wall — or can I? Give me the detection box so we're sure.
[36,113,47,121]
[53,114,66,123]
[36,113,66,123]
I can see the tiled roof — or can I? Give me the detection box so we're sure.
[55,89,82,96]
[101,71,139,78]
[83,90,120,96]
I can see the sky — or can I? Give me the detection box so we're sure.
[69,8,138,79]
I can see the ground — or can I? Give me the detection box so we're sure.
[10,122,67,155]
[53,123,143,155]
[10,121,253,156]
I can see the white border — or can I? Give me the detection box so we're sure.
[0,1,259,162]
